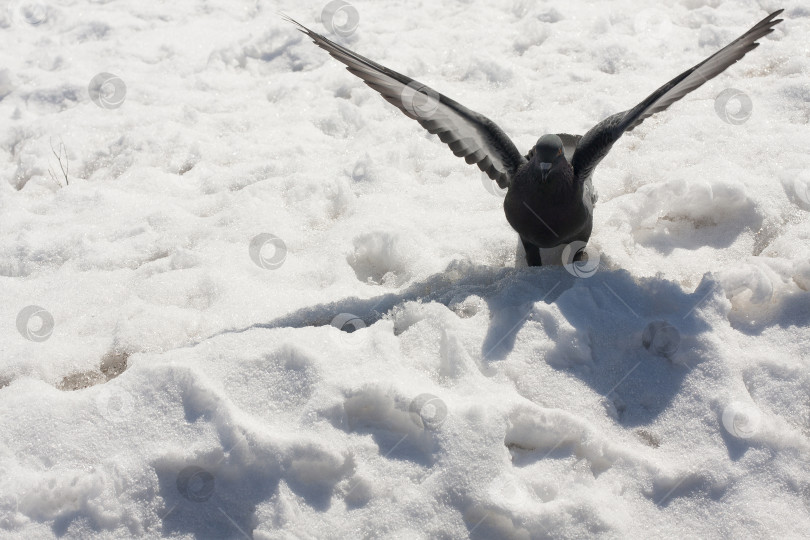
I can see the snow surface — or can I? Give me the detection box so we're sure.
[1,0,809,538]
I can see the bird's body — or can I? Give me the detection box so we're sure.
[505,170,587,248]
[285,10,783,266]
[505,134,594,264]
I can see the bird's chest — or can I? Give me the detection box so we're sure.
[503,182,589,246]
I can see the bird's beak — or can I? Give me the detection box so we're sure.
[539,162,551,182]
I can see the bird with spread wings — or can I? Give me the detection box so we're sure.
[284,10,783,267]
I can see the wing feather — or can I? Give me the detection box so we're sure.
[284,15,526,188]
[572,10,783,181]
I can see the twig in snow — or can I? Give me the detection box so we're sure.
[48,137,69,187]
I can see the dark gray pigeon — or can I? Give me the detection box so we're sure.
[285,10,783,266]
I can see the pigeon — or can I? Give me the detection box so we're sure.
[284,10,783,266]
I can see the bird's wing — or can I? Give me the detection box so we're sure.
[571,9,783,181]
[284,15,526,188]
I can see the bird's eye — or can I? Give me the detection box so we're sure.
[557,148,563,157]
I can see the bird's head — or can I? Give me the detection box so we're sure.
[529,134,567,182]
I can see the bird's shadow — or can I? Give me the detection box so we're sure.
[202,257,722,428]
